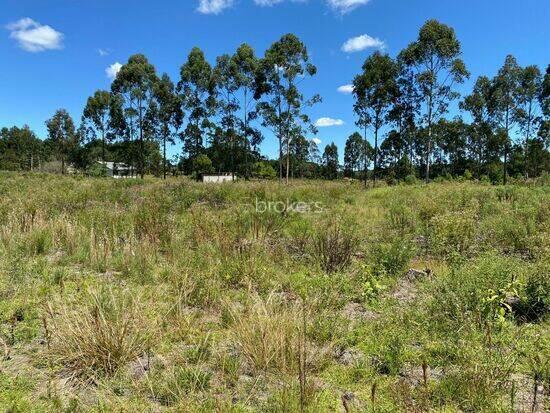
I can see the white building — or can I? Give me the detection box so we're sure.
[97,161,135,178]
[201,174,235,183]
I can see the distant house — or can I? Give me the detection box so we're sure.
[201,173,235,183]
[97,161,134,178]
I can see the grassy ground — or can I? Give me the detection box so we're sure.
[0,172,548,412]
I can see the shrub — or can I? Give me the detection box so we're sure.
[370,238,415,278]
[429,210,477,257]
[521,267,550,321]
[252,161,277,179]
[312,224,355,274]
[86,163,109,178]
[404,174,417,185]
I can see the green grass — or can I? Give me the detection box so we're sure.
[0,171,548,412]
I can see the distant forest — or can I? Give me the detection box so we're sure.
[1,20,549,183]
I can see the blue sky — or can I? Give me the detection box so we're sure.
[1,0,549,160]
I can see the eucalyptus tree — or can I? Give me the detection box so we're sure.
[232,44,262,177]
[539,65,550,147]
[213,53,240,178]
[178,47,215,174]
[323,143,339,180]
[82,90,123,162]
[152,73,183,179]
[111,54,159,178]
[541,65,550,119]
[490,55,522,184]
[0,126,45,171]
[344,132,364,177]
[379,130,406,169]
[353,81,372,186]
[353,52,399,185]
[400,19,469,182]
[255,33,320,183]
[516,65,542,176]
[460,76,494,178]
[389,58,421,165]
[45,109,78,174]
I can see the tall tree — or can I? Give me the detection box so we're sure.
[213,53,240,179]
[82,90,117,162]
[400,19,469,182]
[389,58,421,167]
[289,133,310,178]
[516,65,542,176]
[323,142,339,180]
[344,132,364,177]
[232,44,262,178]
[152,74,184,179]
[45,109,78,174]
[0,126,45,171]
[255,33,320,184]
[491,55,522,184]
[461,76,494,178]
[111,54,159,178]
[178,47,215,174]
[353,51,399,185]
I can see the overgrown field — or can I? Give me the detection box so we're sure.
[0,172,548,412]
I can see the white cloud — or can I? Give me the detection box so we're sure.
[6,17,63,52]
[197,0,234,14]
[315,117,344,127]
[327,0,371,14]
[98,48,110,56]
[106,62,122,79]
[254,0,309,6]
[254,0,286,5]
[337,84,354,94]
[341,34,385,53]
[311,137,322,145]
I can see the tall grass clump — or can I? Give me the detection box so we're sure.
[230,293,302,375]
[312,223,356,274]
[47,287,152,382]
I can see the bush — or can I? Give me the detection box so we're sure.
[312,223,355,274]
[429,210,477,257]
[521,267,550,321]
[370,238,415,277]
[86,163,109,177]
[404,174,417,185]
[252,161,277,179]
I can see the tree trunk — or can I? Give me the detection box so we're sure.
[425,91,434,183]
[524,100,532,178]
[139,98,144,179]
[285,138,290,185]
[363,125,368,188]
[278,136,283,183]
[373,114,379,187]
[231,130,236,181]
[503,107,510,185]
[163,136,167,180]
[102,128,106,162]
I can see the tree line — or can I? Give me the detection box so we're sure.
[1,20,549,183]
